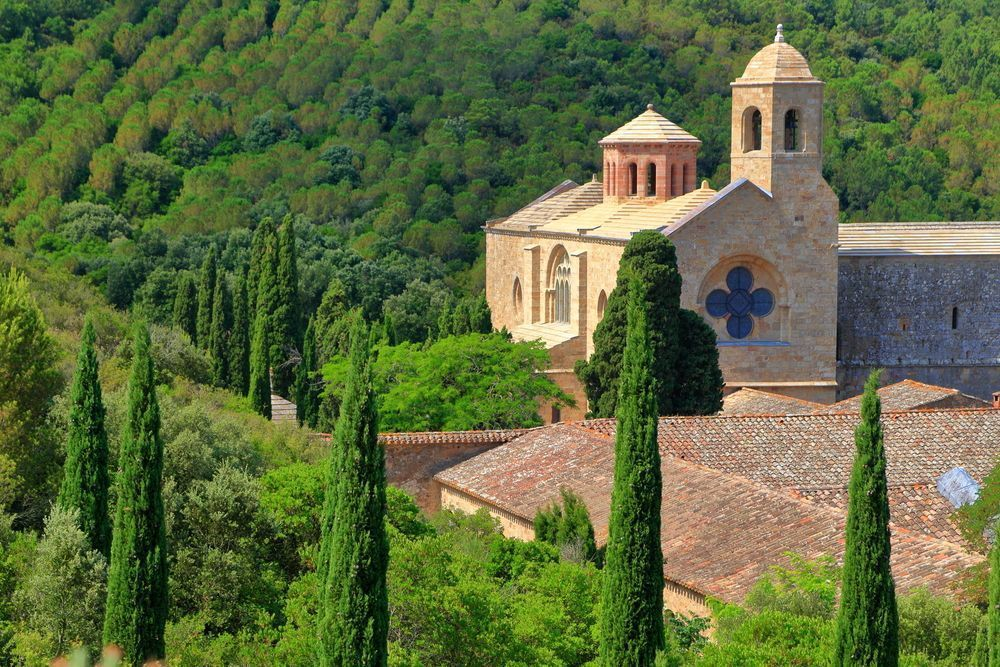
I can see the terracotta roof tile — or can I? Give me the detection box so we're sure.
[378,429,528,447]
[599,105,701,145]
[722,388,823,415]
[814,380,988,414]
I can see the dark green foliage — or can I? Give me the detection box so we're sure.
[577,231,722,418]
[208,274,232,389]
[534,487,598,565]
[58,318,111,559]
[486,535,559,581]
[103,323,168,666]
[229,271,250,395]
[247,218,277,316]
[990,537,999,667]
[272,216,301,397]
[317,145,360,186]
[248,307,271,419]
[437,293,493,339]
[599,280,664,666]
[834,370,898,667]
[171,274,197,341]
[294,317,321,429]
[194,247,217,349]
[317,321,389,666]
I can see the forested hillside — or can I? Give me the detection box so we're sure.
[0,0,997,319]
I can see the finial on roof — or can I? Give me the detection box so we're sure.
[774,24,784,43]
[701,179,710,190]
[646,103,655,111]
[591,173,597,182]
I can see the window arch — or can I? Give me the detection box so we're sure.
[743,107,762,152]
[512,277,523,322]
[646,163,656,196]
[628,163,638,196]
[548,248,572,325]
[784,109,800,151]
[951,306,958,330]
[597,290,608,321]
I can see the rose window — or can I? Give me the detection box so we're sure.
[706,267,774,339]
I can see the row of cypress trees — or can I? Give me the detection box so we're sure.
[59,319,168,666]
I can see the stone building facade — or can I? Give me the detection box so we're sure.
[485,27,999,416]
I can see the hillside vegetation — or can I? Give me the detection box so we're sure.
[0,0,997,317]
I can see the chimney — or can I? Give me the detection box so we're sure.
[993,391,1000,409]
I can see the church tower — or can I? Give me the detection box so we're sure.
[730,25,829,199]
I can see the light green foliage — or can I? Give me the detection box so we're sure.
[599,280,664,666]
[897,588,983,664]
[58,317,111,558]
[322,333,571,431]
[260,462,325,577]
[834,370,899,667]
[248,307,271,418]
[0,268,61,514]
[744,554,841,620]
[989,538,999,667]
[148,324,211,386]
[534,487,599,565]
[14,506,106,660]
[103,323,168,666]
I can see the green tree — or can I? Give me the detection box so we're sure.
[534,487,598,565]
[103,323,168,667]
[973,615,989,667]
[194,246,217,349]
[0,268,60,512]
[294,316,320,429]
[229,270,250,395]
[989,535,999,667]
[599,281,664,666]
[317,321,388,667]
[248,217,277,316]
[171,273,198,342]
[248,307,271,419]
[576,231,722,418]
[273,216,301,397]
[208,273,232,388]
[58,317,111,559]
[834,370,898,667]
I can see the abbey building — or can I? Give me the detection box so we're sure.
[484,27,1000,419]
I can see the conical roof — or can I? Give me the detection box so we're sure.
[735,25,819,84]
[599,105,700,145]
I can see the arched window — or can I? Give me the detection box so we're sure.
[951,306,958,330]
[609,163,616,195]
[646,163,656,196]
[670,163,678,196]
[743,107,762,152]
[784,109,800,151]
[555,255,571,323]
[597,290,607,321]
[682,164,689,194]
[628,163,638,196]
[513,277,523,322]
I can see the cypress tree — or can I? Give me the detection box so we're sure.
[575,231,723,418]
[248,217,277,318]
[229,270,251,395]
[972,615,989,667]
[58,317,111,559]
[209,273,232,388]
[834,370,898,667]
[171,274,197,342]
[195,246,217,349]
[599,280,664,666]
[989,534,999,667]
[534,487,598,564]
[272,216,301,396]
[103,323,168,666]
[295,316,321,428]
[248,307,271,418]
[317,321,388,667]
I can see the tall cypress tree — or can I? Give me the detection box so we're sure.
[248,307,271,418]
[989,534,999,667]
[229,270,251,395]
[317,321,388,667]
[295,316,320,429]
[834,370,898,667]
[103,323,168,666]
[272,216,301,396]
[171,274,197,342]
[599,281,664,666]
[58,317,111,559]
[209,273,233,388]
[248,217,277,316]
[195,246,218,349]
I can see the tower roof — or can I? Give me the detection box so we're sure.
[598,104,700,145]
[735,25,820,84]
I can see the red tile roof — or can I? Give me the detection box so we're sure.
[814,380,988,414]
[435,422,982,602]
[722,388,823,415]
[378,429,529,447]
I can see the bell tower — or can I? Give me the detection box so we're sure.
[730,25,826,196]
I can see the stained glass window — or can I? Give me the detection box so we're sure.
[706,267,774,339]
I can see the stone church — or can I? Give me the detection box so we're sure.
[485,26,1000,420]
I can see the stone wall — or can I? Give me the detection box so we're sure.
[838,255,1000,400]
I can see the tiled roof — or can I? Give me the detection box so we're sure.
[722,388,823,415]
[435,423,982,602]
[491,180,605,231]
[735,34,818,84]
[838,222,1000,256]
[814,380,988,414]
[378,429,528,447]
[270,394,297,422]
[599,105,701,145]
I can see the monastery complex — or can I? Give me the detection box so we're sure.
[485,26,1000,419]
